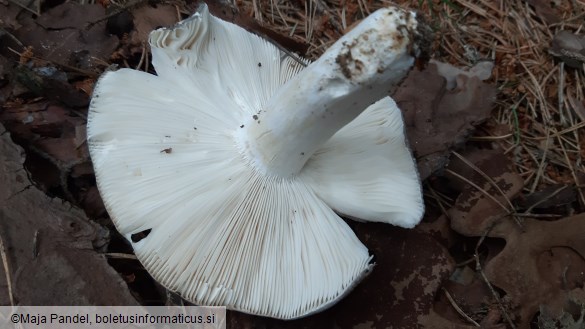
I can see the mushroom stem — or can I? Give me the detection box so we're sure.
[243,7,423,177]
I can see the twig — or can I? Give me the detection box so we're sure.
[32,230,39,259]
[452,151,515,210]
[0,28,25,49]
[530,128,551,193]
[7,47,99,77]
[474,227,516,329]
[425,184,452,217]
[555,134,585,206]
[523,185,569,213]
[85,0,148,30]
[313,0,345,34]
[257,32,308,68]
[513,213,562,218]
[105,253,138,260]
[523,121,585,141]
[0,233,15,306]
[7,0,39,15]
[442,288,481,327]
[135,43,147,71]
[444,168,511,214]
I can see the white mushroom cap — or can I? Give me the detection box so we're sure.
[87,4,424,319]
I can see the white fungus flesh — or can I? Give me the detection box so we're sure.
[87,4,425,319]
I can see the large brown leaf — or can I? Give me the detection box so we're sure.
[0,123,137,305]
[392,62,497,180]
[447,147,585,328]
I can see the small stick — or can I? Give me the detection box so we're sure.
[85,0,148,30]
[32,230,39,259]
[135,43,146,71]
[7,47,98,77]
[444,168,510,213]
[0,234,15,306]
[474,227,516,329]
[0,28,25,48]
[452,151,516,211]
[105,253,138,260]
[255,31,308,67]
[523,185,568,214]
[442,288,480,327]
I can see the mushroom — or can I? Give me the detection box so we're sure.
[87,4,426,319]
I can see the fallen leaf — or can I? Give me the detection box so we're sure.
[525,0,561,24]
[516,184,576,211]
[14,2,119,69]
[447,148,524,236]
[484,215,585,328]
[129,5,179,47]
[549,30,585,69]
[0,123,137,305]
[538,299,585,329]
[81,186,107,219]
[13,65,90,107]
[431,59,494,90]
[446,147,585,328]
[0,0,22,29]
[0,102,90,199]
[392,62,497,180]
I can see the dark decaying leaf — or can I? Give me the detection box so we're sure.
[392,62,497,180]
[538,296,585,329]
[446,148,524,236]
[483,214,585,328]
[4,2,581,326]
[13,64,90,107]
[0,101,91,205]
[0,0,22,30]
[128,5,179,48]
[14,2,119,69]
[446,147,585,328]
[549,30,585,69]
[524,0,561,24]
[515,184,576,211]
[0,123,137,305]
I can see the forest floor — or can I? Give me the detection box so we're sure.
[1,0,584,328]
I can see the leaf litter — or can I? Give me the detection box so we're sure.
[0,0,584,328]
[0,123,138,306]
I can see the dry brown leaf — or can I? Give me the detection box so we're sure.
[485,215,585,328]
[525,0,562,24]
[549,30,585,69]
[18,46,33,65]
[73,78,96,97]
[81,186,107,219]
[129,5,179,47]
[0,123,137,305]
[0,0,22,29]
[447,148,524,236]
[431,60,494,90]
[516,184,576,211]
[447,147,585,328]
[12,65,90,107]
[392,62,497,180]
[0,102,90,200]
[14,2,119,68]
